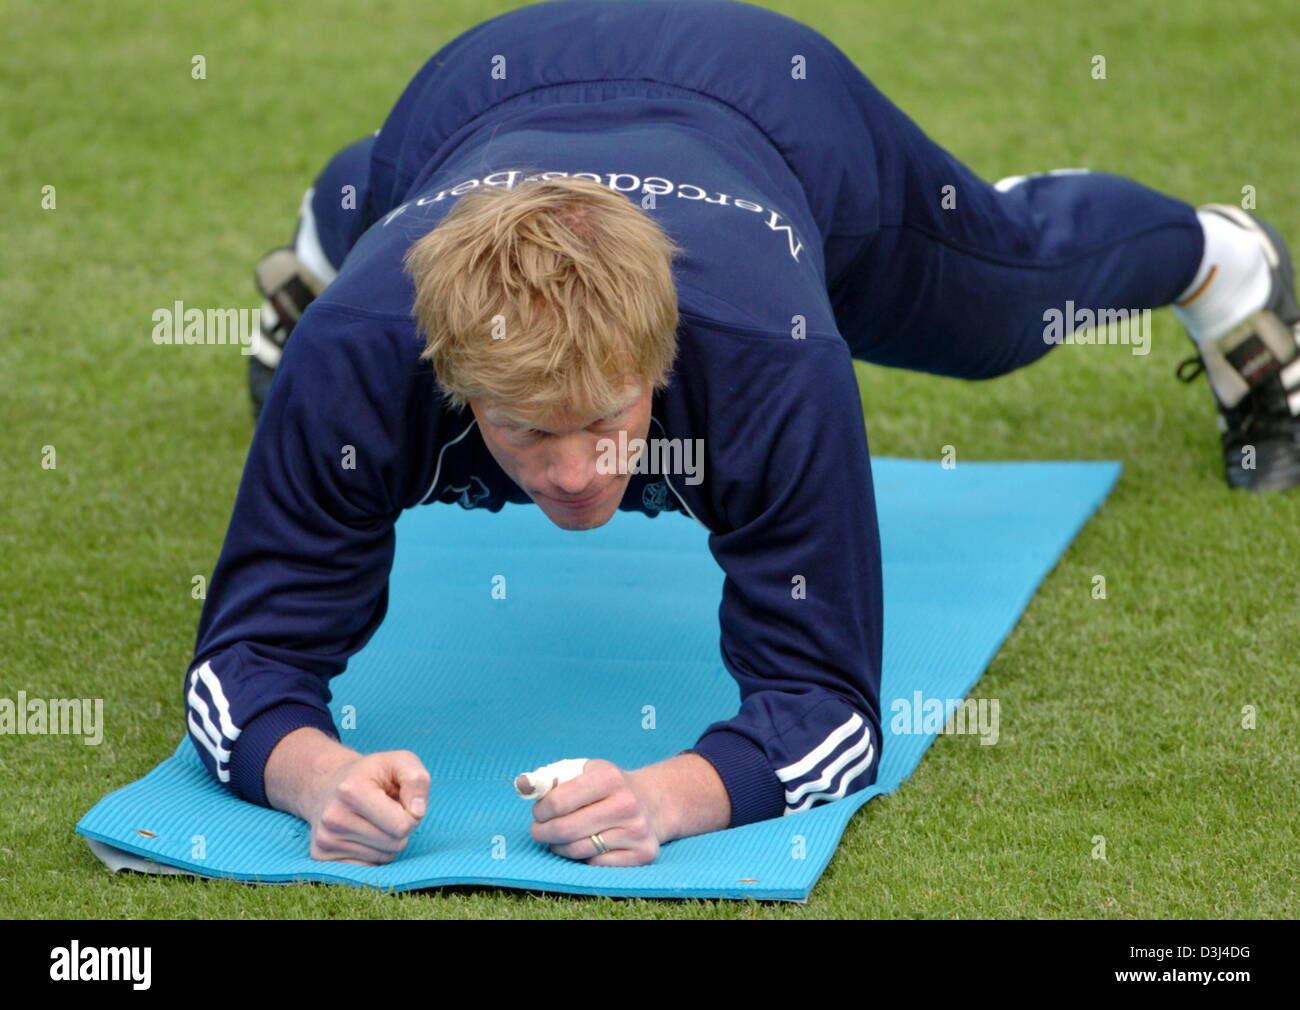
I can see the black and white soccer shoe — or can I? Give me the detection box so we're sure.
[1176,204,1300,492]
[249,246,327,420]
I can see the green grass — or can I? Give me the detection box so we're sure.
[2,0,1297,919]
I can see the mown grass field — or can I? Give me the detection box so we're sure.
[2,0,1297,918]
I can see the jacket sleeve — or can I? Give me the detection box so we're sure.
[184,304,429,807]
[684,332,884,828]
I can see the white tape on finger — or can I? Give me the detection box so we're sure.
[514,758,589,801]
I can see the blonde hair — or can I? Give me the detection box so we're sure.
[404,175,683,421]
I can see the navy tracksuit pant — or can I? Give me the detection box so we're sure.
[300,0,1203,382]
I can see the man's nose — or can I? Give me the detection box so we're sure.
[545,438,597,494]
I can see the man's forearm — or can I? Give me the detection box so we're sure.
[263,726,361,819]
[628,752,731,842]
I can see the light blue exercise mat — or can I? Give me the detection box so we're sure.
[77,458,1121,902]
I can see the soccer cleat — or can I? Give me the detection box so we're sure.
[1176,205,1300,491]
[248,246,328,419]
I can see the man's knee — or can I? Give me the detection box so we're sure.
[307,133,378,270]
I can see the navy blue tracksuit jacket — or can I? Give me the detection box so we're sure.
[185,0,1203,828]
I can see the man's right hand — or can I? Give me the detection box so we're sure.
[264,727,431,865]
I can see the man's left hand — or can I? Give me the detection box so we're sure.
[523,758,665,866]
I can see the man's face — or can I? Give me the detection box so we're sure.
[470,379,653,530]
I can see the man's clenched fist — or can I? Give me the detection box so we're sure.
[302,750,431,864]
[264,729,432,867]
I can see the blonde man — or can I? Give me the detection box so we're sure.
[191,0,1300,867]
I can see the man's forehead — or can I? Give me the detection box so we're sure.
[487,384,645,425]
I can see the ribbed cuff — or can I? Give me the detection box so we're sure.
[685,729,786,828]
[228,702,340,808]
